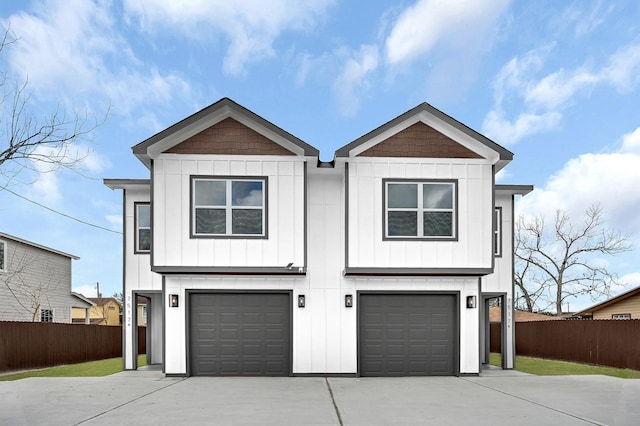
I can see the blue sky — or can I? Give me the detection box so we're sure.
[0,0,638,312]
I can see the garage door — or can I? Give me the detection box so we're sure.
[359,293,456,376]
[189,293,291,376]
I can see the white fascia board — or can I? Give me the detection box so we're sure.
[145,106,305,160]
[348,111,500,164]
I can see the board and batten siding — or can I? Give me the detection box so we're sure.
[152,154,305,268]
[347,157,494,269]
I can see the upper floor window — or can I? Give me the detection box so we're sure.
[494,207,502,257]
[383,179,457,240]
[192,176,267,238]
[135,203,151,253]
[0,240,5,272]
[40,308,54,323]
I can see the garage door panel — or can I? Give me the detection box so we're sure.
[359,294,456,376]
[190,293,291,376]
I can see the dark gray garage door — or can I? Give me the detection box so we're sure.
[189,293,291,376]
[359,293,456,376]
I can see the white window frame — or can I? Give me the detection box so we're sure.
[0,240,6,273]
[612,313,631,320]
[494,207,502,257]
[191,176,268,238]
[383,179,458,240]
[134,202,151,254]
[40,308,54,323]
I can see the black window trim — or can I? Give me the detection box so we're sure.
[190,175,269,239]
[382,178,458,241]
[494,206,503,257]
[134,202,151,254]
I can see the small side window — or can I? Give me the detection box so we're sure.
[135,203,151,253]
[494,207,502,257]
[0,240,6,272]
[40,309,54,323]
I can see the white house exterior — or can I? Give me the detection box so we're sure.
[0,232,92,323]
[105,98,532,376]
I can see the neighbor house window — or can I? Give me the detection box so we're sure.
[384,179,457,239]
[192,176,267,238]
[494,207,502,257]
[0,240,5,272]
[40,309,54,323]
[134,203,151,253]
[612,313,631,320]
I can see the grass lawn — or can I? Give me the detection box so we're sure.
[489,353,640,379]
[0,355,148,381]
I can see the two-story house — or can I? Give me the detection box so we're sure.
[105,98,532,376]
[0,232,93,323]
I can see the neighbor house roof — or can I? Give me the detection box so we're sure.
[88,297,120,306]
[0,232,79,260]
[131,97,319,168]
[573,286,640,317]
[490,307,564,322]
[335,102,514,171]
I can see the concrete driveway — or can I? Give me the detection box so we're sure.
[1,368,638,425]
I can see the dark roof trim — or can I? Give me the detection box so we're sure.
[495,184,534,196]
[0,232,79,260]
[343,267,493,277]
[574,285,640,316]
[132,98,319,163]
[335,102,513,162]
[104,178,151,190]
[152,265,306,276]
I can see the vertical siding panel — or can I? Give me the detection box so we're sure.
[164,174,182,265]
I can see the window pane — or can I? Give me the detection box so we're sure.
[139,229,151,251]
[0,242,4,270]
[232,209,263,234]
[195,180,226,206]
[388,211,417,236]
[232,181,263,206]
[138,204,150,227]
[196,208,226,234]
[423,212,453,236]
[387,184,417,208]
[423,184,453,209]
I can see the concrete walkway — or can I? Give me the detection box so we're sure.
[1,369,638,425]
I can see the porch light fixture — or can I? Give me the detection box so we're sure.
[345,294,353,308]
[466,295,476,309]
[298,295,305,308]
[169,294,179,307]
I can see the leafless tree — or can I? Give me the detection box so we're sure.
[515,204,632,314]
[0,26,104,187]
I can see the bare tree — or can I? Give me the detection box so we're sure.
[0,26,104,187]
[515,204,632,314]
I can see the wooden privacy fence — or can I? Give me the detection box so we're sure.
[490,319,640,370]
[0,322,146,373]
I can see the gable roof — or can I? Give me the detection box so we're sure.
[132,98,319,168]
[574,286,640,316]
[0,232,79,260]
[335,102,513,171]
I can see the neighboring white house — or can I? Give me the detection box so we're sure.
[105,98,532,376]
[0,232,93,323]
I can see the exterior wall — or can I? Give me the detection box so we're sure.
[0,237,76,323]
[346,157,494,269]
[482,190,516,368]
[152,154,306,268]
[161,168,482,376]
[591,296,640,319]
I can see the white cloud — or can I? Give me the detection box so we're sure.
[620,272,640,288]
[105,214,123,229]
[483,42,640,145]
[332,45,379,117]
[123,0,336,76]
[516,127,640,244]
[384,0,510,66]
[73,283,100,298]
[560,0,611,38]
[2,0,192,115]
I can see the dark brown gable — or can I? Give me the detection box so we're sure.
[164,117,295,155]
[358,122,483,158]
